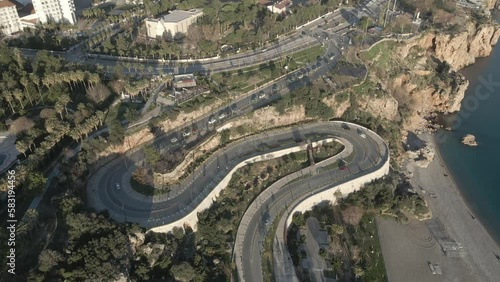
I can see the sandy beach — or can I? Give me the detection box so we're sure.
[397,133,500,281]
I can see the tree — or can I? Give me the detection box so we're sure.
[143,145,160,167]
[108,120,125,145]
[292,212,305,226]
[354,265,364,278]
[341,205,364,226]
[124,108,139,122]
[331,224,344,235]
[220,129,230,144]
[9,116,34,134]
[170,262,196,282]
[38,249,63,272]
[40,108,57,119]
[24,172,46,197]
[86,82,111,105]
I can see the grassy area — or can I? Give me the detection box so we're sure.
[105,101,144,124]
[288,205,387,281]
[361,41,396,64]
[212,45,325,93]
[313,142,345,163]
[289,45,325,65]
[351,77,383,97]
[345,214,387,281]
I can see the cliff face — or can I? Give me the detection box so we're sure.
[362,22,499,132]
[485,0,498,9]
[400,22,500,70]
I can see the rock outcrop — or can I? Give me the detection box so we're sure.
[462,134,478,146]
[407,145,435,168]
[381,21,499,131]
[485,0,498,10]
[400,22,500,71]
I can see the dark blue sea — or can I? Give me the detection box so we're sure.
[436,29,500,244]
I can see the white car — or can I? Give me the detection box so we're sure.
[208,118,217,124]
[219,113,226,120]
[357,129,367,139]
[259,93,266,99]
[182,131,191,137]
[171,137,178,143]
[115,183,121,190]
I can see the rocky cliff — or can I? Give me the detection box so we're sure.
[485,0,498,10]
[400,22,500,70]
[371,21,500,131]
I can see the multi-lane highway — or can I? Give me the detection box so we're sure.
[21,8,361,75]
[87,19,350,226]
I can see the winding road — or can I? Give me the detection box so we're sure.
[83,3,388,280]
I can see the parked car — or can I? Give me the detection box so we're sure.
[208,117,217,124]
[171,137,178,143]
[115,183,121,190]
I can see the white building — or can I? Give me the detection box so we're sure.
[0,0,22,35]
[32,0,76,25]
[145,9,203,39]
[267,0,291,14]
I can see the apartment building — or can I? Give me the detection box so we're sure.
[32,0,76,25]
[145,9,203,39]
[0,0,21,35]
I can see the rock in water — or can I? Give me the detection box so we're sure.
[461,134,478,146]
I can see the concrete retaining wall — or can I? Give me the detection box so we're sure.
[148,139,336,233]
[284,149,390,229]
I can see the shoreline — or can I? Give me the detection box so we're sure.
[407,132,500,281]
[431,133,500,248]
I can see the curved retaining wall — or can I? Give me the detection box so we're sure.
[148,138,337,233]
[284,154,390,228]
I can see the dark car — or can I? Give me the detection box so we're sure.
[338,159,347,171]
[341,123,350,130]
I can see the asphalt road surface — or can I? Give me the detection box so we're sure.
[236,122,389,282]
[19,7,362,75]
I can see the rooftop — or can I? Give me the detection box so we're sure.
[0,0,16,9]
[274,0,291,9]
[159,9,203,23]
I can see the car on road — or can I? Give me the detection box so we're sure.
[171,137,178,143]
[338,160,347,171]
[208,117,217,124]
[251,93,257,102]
[115,183,121,190]
[341,123,350,130]
[219,113,226,120]
[258,92,266,99]
[182,130,191,137]
[357,128,367,138]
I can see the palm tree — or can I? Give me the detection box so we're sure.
[54,102,64,120]
[58,94,71,115]
[12,90,25,109]
[3,92,16,113]
[29,73,44,103]
[15,140,28,157]
[20,74,34,106]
